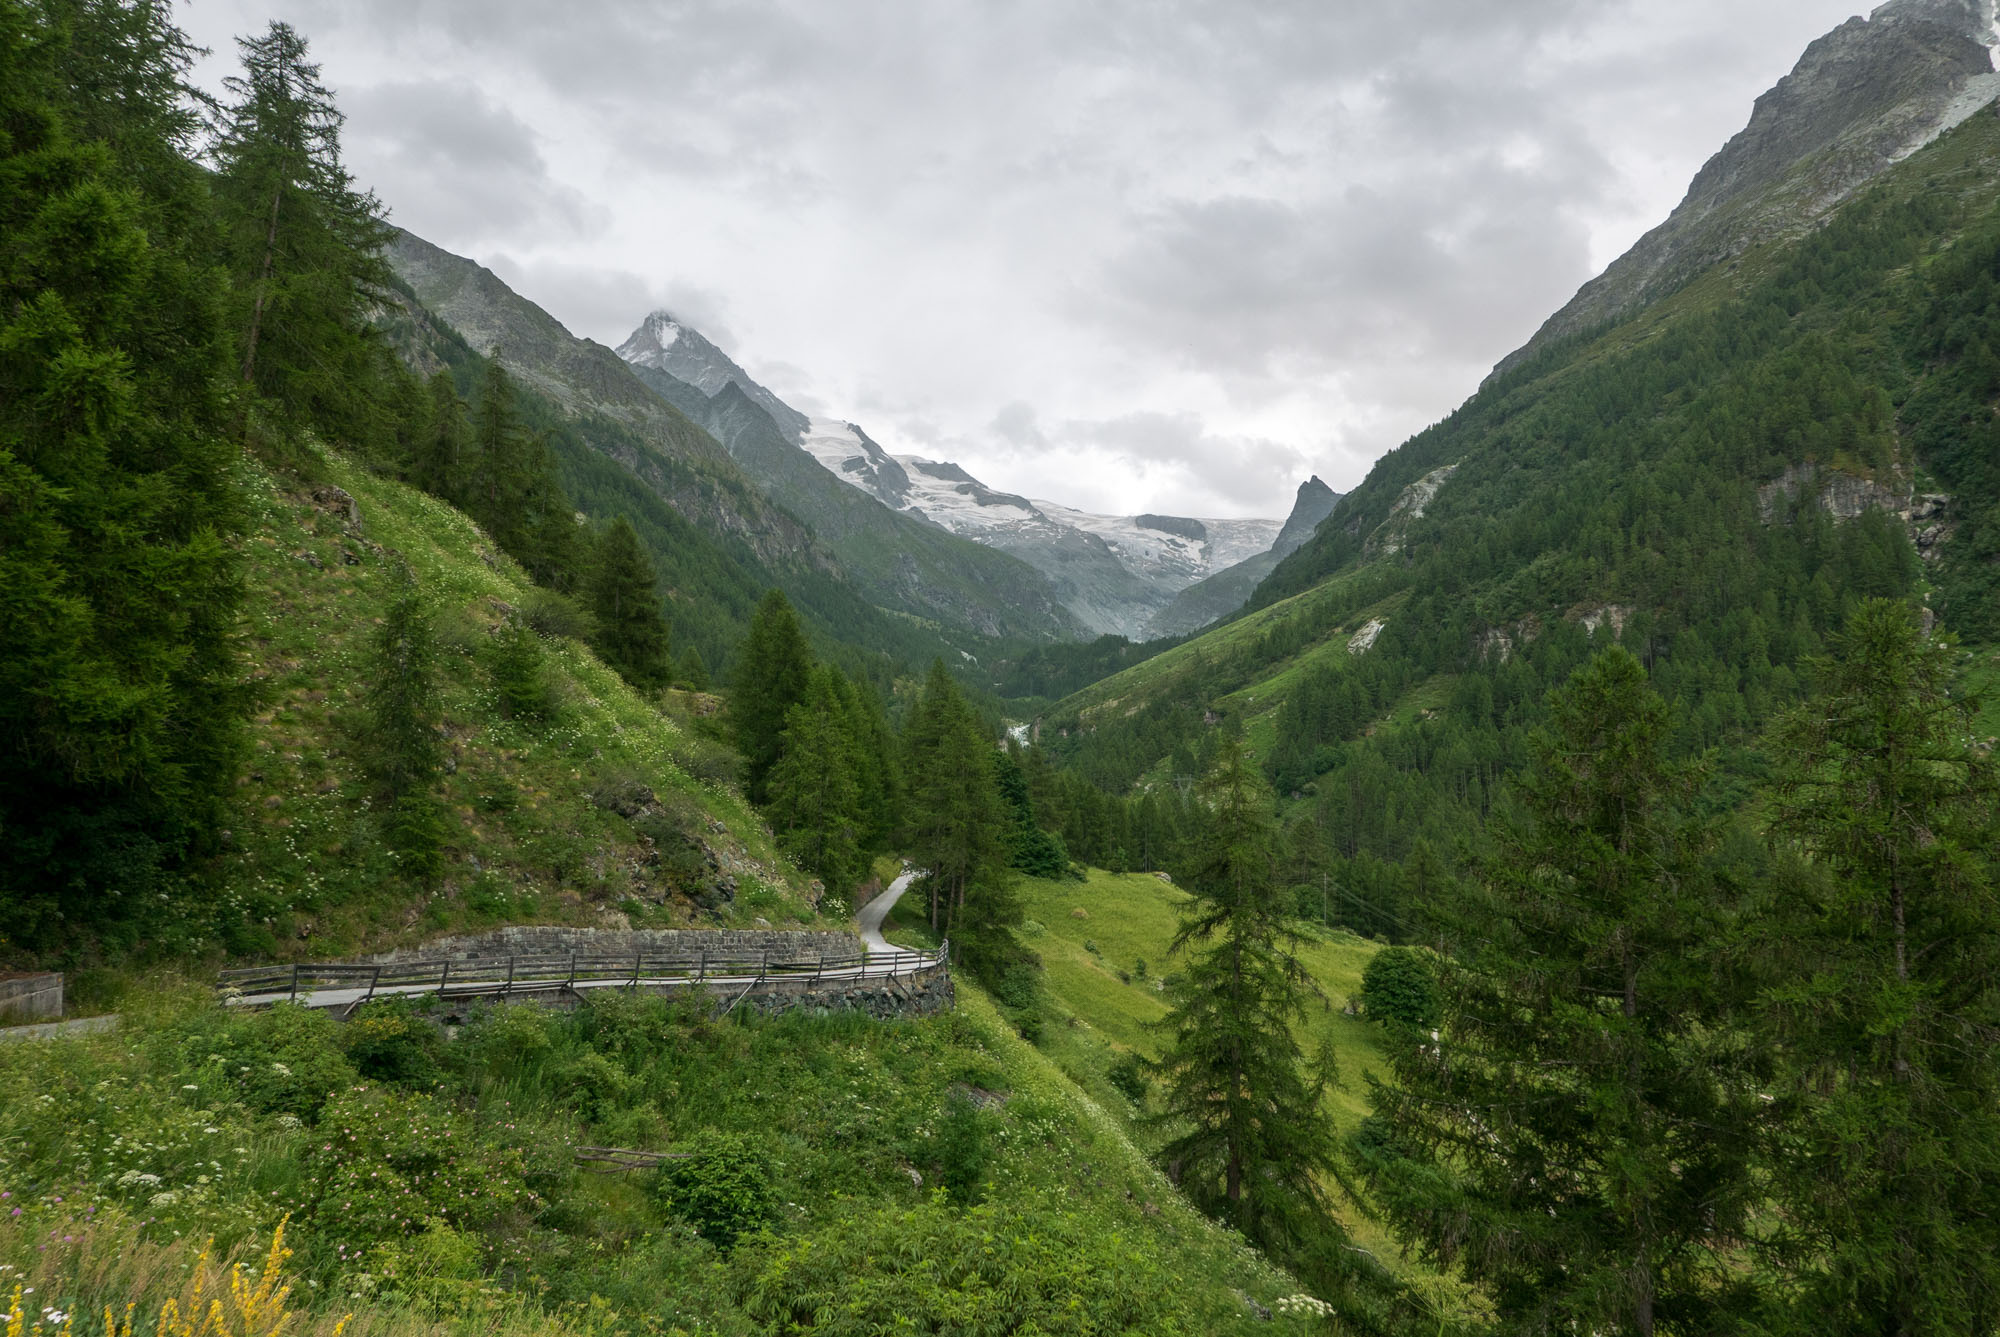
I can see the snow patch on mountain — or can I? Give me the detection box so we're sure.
[798,419,912,508]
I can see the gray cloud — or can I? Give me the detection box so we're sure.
[178,0,1870,518]
[341,80,600,245]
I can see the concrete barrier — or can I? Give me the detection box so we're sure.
[0,974,62,1025]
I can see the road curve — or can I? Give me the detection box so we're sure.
[857,869,919,956]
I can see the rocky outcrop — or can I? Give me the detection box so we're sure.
[1756,462,1954,559]
[1367,463,1459,556]
[1144,476,1343,639]
[1500,0,2000,374]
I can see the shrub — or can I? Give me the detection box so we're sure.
[341,1006,443,1088]
[1106,1053,1149,1106]
[549,1052,633,1123]
[655,1130,775,1250]
[490,618,556,722]
[1359,946,1441,1028]
[180,1003,359,1122]
[934,1090,989,1206]
[520,589,594,643]
[305,1087,532,1249]
[734,1197,1196,1335]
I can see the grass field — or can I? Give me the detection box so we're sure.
[882,867,1445,1279]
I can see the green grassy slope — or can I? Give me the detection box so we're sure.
[0,979,1332,1335]
[211,444,826,967]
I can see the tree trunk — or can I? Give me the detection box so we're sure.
[239,185,282,392]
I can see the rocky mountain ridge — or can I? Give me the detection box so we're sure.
[616,310,1295,638]
[1499,0,2000,373]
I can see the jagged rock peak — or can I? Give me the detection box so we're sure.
[1872,0,1997,40]
[615,311,810,439]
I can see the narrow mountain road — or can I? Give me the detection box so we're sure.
[857,868,933,972]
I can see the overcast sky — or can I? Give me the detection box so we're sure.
[180,0,1876,519]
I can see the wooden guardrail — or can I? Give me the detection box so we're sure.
[217,941,949,1011]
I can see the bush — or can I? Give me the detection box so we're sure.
[1106,1053,1149,1106]
[1359,946,1441,1028]
[934,1090,989,1206]
[520,588,594,642]
[734,1197,1197,1335]
[306,1087,532,1248]
[655,1130,776,1250]
[550,1051,633,1123]
[180,1003,358,1122]
[342,1004,444,1087]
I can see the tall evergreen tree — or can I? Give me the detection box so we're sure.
[1359,648,1751,1336]
[0,0,244,950]
[409,368,469,500]
[828,668,898,855]
[1151,735,1348,1281]
[765,668,865,899]
[363,574,445,882]
[732,590,813,803]
[1756,600,2000,1334]
[211,20,388,433]
[466,361,532,550]
[587,515,670,691]
[902,661,1009,935]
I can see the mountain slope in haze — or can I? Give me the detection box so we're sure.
[623,356,1089,641]
[617,312,1287,638]
[1043,51,2000,869]
[1501,0,2000,373]
[1143,476,1342,639]
[385,232,1084,647]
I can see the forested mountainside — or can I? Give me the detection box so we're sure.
[1037,82,2000,925]
[386,231,1089,648]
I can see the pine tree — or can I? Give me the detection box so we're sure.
[1151,735,1347,1277]
[902,661,1009,936]
[0,0,244,949]
[587,515,670,691]
[731,590,813,803]
[491,617,553,723]
[364,574,445,881]
[410,369,469,500]
[827,667,898,854]
[466,361,532,551]
[1756,600,2000,1334]
[765,668,865,898]
[996,748,1069,879]
[211,20,389,433]
[1359,648,1751,1335]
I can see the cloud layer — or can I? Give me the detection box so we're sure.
[181,0,1868,517]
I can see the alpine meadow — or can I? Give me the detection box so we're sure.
[5,1,2000,1335]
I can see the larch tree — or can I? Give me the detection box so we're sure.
[211,20,388,434]
[1151,734,1347,1279]
[588,515,671,691]
[902,661,1008,936]
[1358,647,1754,1336]
[0,0,244,948]
[1756,599,2000,1335]
[731,590,813,803]
[765,668,865,899]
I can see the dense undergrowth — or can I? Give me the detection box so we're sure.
[0,983,1327,1336]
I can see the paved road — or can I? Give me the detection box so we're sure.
[857,868,919,955]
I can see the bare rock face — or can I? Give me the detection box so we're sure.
[1498,0,2000,375]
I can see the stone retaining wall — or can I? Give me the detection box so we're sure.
[0,974,62,1025]
[405,965,953,1024]
[374,926,860,962]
